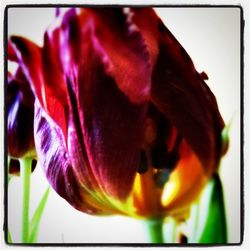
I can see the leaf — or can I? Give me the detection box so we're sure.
[221,123,231,155]
[28,187,50,243]
[198,174,227,243]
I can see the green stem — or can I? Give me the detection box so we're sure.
[20,158,32,243]
[7,156,12,185]
[146,218,165,243]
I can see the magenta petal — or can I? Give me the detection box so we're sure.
[151,26,224,173]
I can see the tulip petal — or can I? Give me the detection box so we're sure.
[151,25,224,173]
[34,100,113,214]
[81,8,153,103]
[8,41,18,61]
[68,30,147,199]
[10,36,45,106]
[161,140,208,218]
[7,77,35,158]
[53,8,148,199]
[130,8,160,66]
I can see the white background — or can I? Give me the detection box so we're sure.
[4,4,242,245]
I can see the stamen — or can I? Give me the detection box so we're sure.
[154,169,170,188]
[172,134,182,152]
[144,118,157,146]
[151,143,168,169]
[166,151,180,170]
[165,134,182,170]
[137,150,148,174]
[150,109,169,169]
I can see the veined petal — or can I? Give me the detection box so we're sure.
[51,8,148,200]
[33,100,115,215]
[151,25,224,174]
[69,27,147,199]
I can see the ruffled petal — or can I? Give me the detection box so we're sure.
[130,8,159,66]
[151,23,224,174]
[79,8,153,103]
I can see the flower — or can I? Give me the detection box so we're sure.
[7,42,37,175]
[9,8,227,219]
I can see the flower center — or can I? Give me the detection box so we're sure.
[138,104,182,188]
[132,105,183,217]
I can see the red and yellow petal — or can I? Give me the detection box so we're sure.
[161,140,208,218]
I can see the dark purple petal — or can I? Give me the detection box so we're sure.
[151,24,224,174]
[68,28,147,199]
[7,75,35,158]
[49,8,149,199]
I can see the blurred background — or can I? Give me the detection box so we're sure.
[7,7,241,243]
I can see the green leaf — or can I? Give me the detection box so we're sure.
[28,187,50,243]
[221,124,230,155]
[198,174,227,243]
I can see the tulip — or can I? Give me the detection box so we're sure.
[7,44,40,243]
[9,7,227,230]
[7,61,37,171]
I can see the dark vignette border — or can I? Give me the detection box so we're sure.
[3,3,244,247]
